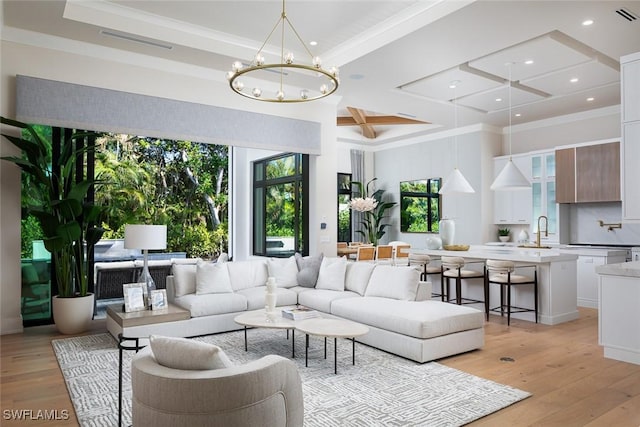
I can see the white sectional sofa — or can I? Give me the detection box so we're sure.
[122,255,485,363]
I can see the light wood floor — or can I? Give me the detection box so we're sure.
[2,308,640,426]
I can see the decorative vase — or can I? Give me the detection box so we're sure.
[499,236,510,242]
[518,229,530,244]
[265,277,277,313]
[52,294,94,335]
[426,236,442,250]
[439,218,455,247]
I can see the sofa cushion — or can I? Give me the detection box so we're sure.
[235,287,299,310]
[297,289,360,313]
[266,256,298,288]
[315,257,347,291]
[196,261,233,295]
[149,335,233,370]
[365,265,419,301]
[331,298,484,339]
[227,260,269,291]
[345,262,376,296]
[294,252,323,288]
[174,293,247,317]
[172,264,198,297]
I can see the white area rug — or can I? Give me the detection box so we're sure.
[53,330,530,426]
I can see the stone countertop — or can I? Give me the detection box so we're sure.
[412,245,578,263]
[557,246,629,257]
[596,261,640,278]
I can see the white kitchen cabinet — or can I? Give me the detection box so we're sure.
[531,151,557,235]
[493,155,532,225]
[622,121,640,222]
[622,52,640,222]
[577,253,626,308]
[622,55,640,122]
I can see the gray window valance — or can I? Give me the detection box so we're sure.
[15,75,321,154]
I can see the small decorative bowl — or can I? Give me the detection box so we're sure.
[443,244,470,251]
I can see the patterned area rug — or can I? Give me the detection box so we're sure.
[52,329,530,426]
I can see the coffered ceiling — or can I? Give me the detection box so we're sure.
[2,0,640,145]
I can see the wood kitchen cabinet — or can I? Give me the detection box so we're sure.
[555,142,620,203]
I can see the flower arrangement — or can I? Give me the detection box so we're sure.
[349,178,396,246]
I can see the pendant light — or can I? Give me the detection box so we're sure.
[491,62,531,191]
[439,81,475,194]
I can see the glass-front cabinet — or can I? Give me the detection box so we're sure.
[531,151,557,238]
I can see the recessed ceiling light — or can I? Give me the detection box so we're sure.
[515,113,522,117]
[524,60,534,65]
[495,98,502,102]
[309,41,318,46]
[349,74,365,80]
[587,97,595,102]
[449,80,461,89]
[582,19,594,26]
[570,77,579,83]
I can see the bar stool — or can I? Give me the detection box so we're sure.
[441,256,485,305]
[484,260,538,325]
[409,253,442,299]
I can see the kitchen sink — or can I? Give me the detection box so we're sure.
[517,244,553,249]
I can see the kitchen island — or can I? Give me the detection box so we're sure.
[412,245,578,325]
[596,261,640,365]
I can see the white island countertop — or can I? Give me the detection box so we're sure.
[596,260,640,278]
[412,245,578,263]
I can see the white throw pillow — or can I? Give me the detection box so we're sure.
[196,261,233,294]
[227,260,269,291]
[172,264,198,297]
[315,257,347,291]
[266,256,299,288]
[149,335,233,370]
[345,262,376,296]
[364,265,419,301]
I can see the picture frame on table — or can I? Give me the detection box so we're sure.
[150,289,167,310]
[123,283,146,312]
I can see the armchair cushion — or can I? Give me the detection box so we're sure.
[149,335,233,370]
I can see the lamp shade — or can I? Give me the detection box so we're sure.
[490,160,531,190]
[124,224,167,250]
[439,168,475,194]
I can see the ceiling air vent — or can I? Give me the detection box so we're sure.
[615,8,638,22]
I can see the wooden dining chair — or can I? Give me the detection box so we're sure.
[394,244,411,266]
[375,245,394,264]
[356,246,375,262]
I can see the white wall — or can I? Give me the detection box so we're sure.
[0,40,338,334]
[373,129,501,247]
[509,107,620,154]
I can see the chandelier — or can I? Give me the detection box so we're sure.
[226,0,339,103]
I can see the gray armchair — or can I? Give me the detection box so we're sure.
[131,347,304,427]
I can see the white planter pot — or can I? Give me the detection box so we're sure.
[52,294,94,335]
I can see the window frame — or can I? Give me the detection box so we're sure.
[399,178,442,233]
[253,153,309,257]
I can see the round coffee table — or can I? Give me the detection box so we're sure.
[234,309,297,357]
[295,318,369,374]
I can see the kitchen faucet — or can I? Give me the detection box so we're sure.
[536,215,548,248]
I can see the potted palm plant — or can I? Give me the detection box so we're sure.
[1,117,105,334]
[349,178,397,246]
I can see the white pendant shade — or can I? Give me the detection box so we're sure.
[490,160,531,190]
[439,168,475,194]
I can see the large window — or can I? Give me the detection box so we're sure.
[337,173,352,243]
[400,178,441,233]
[253,153,308,257]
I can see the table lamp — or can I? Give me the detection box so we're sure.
[124,224,167,308]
